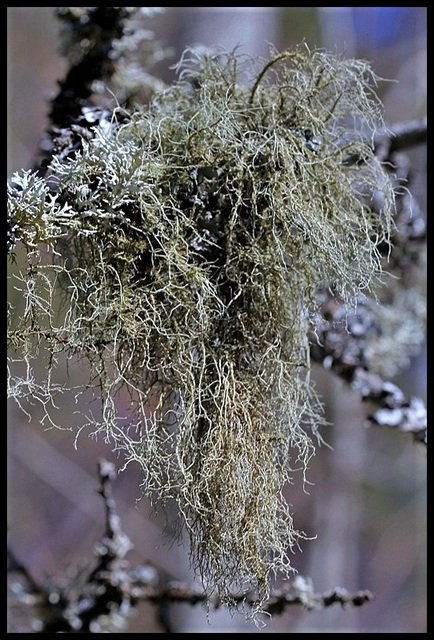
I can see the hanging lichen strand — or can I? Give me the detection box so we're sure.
[7,46,394,616]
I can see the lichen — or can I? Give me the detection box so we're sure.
[7,45,395,616]
[365,289,426,378]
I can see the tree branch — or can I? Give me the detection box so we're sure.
[309,296,427,445]
[34,7,133,175]
[375,117,427,157]
[7,460,375,632]
[141,577,374,615]
[48,7,130,127]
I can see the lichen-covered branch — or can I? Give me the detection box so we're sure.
[7,459,159,633]
[354,370,427,443]
[7,460,374,633]
[8,44,401,614]
[7,6,426,625]
[35,7,169,174]
[143,579,374,614]
[49,7,130,126]
[309,116,426,445]
[308,308,427,444]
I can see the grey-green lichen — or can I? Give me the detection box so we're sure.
[364,289,426,378]
[7,45,395,616]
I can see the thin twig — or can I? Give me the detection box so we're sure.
[141,578,374,616]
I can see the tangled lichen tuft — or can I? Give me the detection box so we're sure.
[7,46,395,615]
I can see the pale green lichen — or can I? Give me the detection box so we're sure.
[365,289,426,378]
[7,45,395,616]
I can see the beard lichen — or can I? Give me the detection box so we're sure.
[7,46,395,617]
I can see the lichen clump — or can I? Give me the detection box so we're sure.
[7,46,394,613]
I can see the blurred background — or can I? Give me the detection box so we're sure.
[7,7,426,633]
